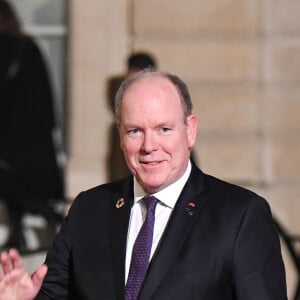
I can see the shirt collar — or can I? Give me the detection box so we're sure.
[133,160,192,208]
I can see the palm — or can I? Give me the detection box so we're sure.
[0,249,47,300]
[0,269,41,300]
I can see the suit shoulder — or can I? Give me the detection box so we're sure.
[71,177,132,205]
[202,172,269,209]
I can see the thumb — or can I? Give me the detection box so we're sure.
[31,264,47,292]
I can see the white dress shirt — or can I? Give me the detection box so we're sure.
[125,161,192,282]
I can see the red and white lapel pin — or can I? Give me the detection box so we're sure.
[185,201,196,216]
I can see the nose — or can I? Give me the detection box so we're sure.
[141,131,158,153]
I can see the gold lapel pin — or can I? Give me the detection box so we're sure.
[116,197,125,208]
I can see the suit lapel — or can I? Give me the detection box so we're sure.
[139,167,207,299]
[109,177,134,300]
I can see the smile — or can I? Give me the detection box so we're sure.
[141,160,162,165]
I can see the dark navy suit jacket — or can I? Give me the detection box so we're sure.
[37,164,287,299]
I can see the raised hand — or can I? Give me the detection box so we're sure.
[0,249,47,300]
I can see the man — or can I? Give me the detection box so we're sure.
[0,69,287,299]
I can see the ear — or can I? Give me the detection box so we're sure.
[186,114,198,148]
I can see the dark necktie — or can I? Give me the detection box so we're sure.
[125,195,159,300]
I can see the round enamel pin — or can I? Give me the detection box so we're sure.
[116,198,125,208]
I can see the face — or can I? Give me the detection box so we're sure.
[117,76,198,194]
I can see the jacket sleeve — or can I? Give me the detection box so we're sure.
[35,193,85,299]
[232,197,287,300]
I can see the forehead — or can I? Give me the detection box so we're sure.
[122,76,182,109]
[119,77,186,125]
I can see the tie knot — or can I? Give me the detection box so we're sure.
[142,195,158,212]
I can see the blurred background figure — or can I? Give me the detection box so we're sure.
[127,52,157,75]
[0,0,64,251]
[107,52,157,181]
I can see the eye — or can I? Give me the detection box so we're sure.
[128,128,139,134]
[160,127,171,134]
[127,128,142,137]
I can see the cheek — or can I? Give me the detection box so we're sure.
[160,140,186,159]
[170,133,190,149]
[121,139,140,157]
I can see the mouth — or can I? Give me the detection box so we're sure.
[141,160,163,166]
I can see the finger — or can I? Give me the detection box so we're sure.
[31,264,48,291]
[0,251,8,265]
[0,251,13,274]
[8,249,23,269]
[0,252,5,280]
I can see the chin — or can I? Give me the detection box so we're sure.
[140,178,166,193]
